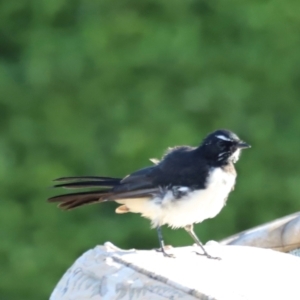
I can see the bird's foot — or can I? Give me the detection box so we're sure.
[194,251,221,260]
[156,247,175,258]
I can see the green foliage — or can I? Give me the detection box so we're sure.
[1,0,300,298]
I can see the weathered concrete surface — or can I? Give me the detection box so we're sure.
[50,242,300,300]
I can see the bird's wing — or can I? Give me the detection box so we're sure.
[117,166,158,191]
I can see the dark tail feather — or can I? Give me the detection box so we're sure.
[53,176,122,182]
[53,180,121,189]
[51,175,121,190]
[48,190,110,210]
[48,190,109,202]
[49,176,122,210]
[48,187,159,210]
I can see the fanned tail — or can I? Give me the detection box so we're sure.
[48,176,122,210]
[48,176,158,210]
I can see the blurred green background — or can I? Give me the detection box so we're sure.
[1,0,300,298]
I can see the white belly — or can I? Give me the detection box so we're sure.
[116,168,236,228]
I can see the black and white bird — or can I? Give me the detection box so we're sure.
[48,129,250,258]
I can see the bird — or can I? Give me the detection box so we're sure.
[48,129,250,259]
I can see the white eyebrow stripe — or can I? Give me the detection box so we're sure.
[216,135,232,141]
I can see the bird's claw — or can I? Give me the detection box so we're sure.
[194,251,221,260]
[156,248,175,258]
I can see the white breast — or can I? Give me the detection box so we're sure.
[116,167,236,229]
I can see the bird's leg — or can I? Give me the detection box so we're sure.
[184,224,220,260]
[156,226,175,258]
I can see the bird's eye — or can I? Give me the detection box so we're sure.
[217,140,229,151]
[217,140,224,147]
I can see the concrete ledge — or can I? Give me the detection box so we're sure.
[221,212,300,252]
[50,242,300,300]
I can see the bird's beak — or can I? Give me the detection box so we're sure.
[237,141,251,149]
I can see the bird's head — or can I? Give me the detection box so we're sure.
[201,129,250,165]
